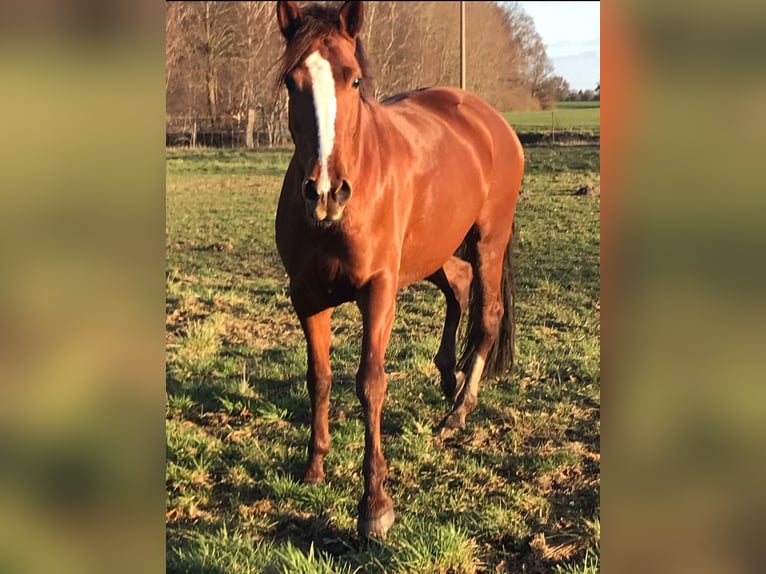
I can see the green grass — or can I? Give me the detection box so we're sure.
[166,140,600,572]
[556,101,600,110]
[504,104,600,135]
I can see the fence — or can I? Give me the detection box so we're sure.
[166,111,600,149]
[166,112,291,149]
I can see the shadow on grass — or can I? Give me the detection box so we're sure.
[166,344,309,417]
[272,511,355,553]
[270,510,402,572]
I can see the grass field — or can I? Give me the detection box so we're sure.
[504,103,600,135]
[166,139,600,572]
[556,101,600,109]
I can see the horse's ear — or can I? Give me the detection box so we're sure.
[339,1,363,39]
[277,1,302,40]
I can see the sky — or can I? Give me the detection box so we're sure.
[518,1,600,92]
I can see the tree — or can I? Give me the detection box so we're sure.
[196,2,237,123]
[535,75,570,109]
[498,2,556,109]
[166,0,562,146]
[166,3,189,95]
[236,2,285,147]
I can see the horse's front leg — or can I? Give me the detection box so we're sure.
[294,298,334,485]
[355,275,397,538]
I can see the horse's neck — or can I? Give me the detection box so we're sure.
[352,100,401,177]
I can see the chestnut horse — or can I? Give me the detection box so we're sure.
[274,1,524,538]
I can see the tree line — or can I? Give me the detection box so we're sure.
[562,87,600,102]
[166,1,570,148]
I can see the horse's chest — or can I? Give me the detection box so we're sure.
[280,218,384,295]
[303,255,358,304]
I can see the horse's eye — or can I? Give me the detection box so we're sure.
[352,77,361,89]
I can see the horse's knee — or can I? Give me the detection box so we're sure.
[447,260,472,312]
[310,434,330,456]
[356,361,386,405]
[483,300,504,340]
[434,349,455,372]
[308,370,332,398]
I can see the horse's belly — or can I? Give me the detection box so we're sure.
[397,208,477,287]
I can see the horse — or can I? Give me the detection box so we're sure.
[274,0,524,539]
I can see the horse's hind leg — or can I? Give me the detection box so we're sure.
[439,230,508,431]
[427,257,472,403]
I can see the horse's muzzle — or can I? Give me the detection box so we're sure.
[302,178,352,223]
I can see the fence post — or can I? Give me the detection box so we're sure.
[551,111,555,146]
[246,108,255,149]
[191,119,197,148]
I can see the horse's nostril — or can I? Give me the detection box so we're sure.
[335,179,352,206]
[302,179,319,202]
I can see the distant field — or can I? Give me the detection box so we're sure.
[504,104,600,135]
[556,101,600,110]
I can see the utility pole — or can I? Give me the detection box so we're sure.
[460,1,466,90]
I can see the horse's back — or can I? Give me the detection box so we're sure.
[382,86,524,189]
[383,86,519,143]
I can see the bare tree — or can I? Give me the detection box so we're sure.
[166,3,189,94]
[361,2,420,99]
[166,0,564,146]
[499,2,556,107]
[236,2,282,146]
[195,2,238,123]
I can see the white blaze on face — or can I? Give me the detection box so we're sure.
[304,51,336,196]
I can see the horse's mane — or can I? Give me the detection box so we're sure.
[275,3,375,101]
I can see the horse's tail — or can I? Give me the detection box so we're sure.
[486,221,518,377]
[456,222,518,378]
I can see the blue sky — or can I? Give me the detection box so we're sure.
[518,1,600,92]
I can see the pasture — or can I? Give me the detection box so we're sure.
[504,104,600,136]
[166,139,600,572]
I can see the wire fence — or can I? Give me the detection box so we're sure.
[166,113,291,149]
[165,110,601,149]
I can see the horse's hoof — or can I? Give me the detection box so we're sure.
[357,508,396,539]
[302,469,325,485]
[436,411,466,435]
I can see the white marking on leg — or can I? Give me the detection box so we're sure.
[465,355,485,399]
[305,51,336,196]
